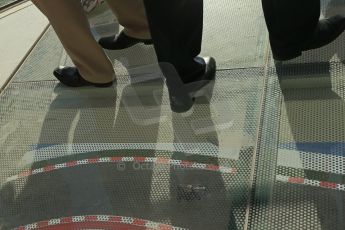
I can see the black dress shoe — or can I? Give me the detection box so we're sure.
[53,66,114,88]
[168,57,217,113]
[273,15,345,61]
[98,31,153,50]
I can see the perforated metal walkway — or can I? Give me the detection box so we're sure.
[0,0,345,229]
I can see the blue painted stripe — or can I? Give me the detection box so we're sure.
[280,142,345,157]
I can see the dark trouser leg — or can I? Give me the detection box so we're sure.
[143,0,205,83]
[262,0,320,59]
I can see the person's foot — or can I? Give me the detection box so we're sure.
[168,57,217,113]
[98,31,153,50]
[273,15,345,61]
[53,66,114,87]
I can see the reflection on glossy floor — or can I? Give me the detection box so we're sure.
[0,0,345,229]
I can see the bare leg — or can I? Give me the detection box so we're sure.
[107,0,151,39]
[32,0,115,83]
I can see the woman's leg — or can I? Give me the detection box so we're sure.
[32,0,115,83]
[106,0,151,39]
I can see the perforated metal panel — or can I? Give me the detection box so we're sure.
[201,0,268,69]
[1,0,345,229]
[11,27,64,83]
[248,45,345,230]
[0,67,265,229]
